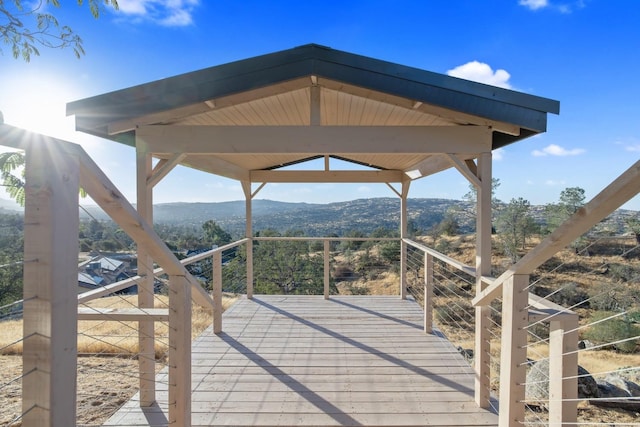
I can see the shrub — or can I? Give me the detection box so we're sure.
[583,311,639,354]
[548,282,590,308]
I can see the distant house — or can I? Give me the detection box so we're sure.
[77,272,104,294]
[80,255,133,292]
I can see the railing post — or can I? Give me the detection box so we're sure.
[549,316,579,426]
[136,141,156,406]
[400,239,407,299]
[475,151,493,409]
[212,251,223,334]
[22,143,80,427]
[424,253,434,334]
[246,239,254,299]
[324,240,330,299]
[168,275,191,427]
[499,274,529,427]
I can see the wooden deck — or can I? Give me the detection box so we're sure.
[104,295,499,426]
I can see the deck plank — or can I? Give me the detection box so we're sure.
[104,295,498,426]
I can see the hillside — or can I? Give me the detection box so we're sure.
[75,197,638,237]
[79,197,470,236]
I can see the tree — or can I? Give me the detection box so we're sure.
[0,151,25,206]
[544,187,586,233]
[251,229,331,295]
[202,220,232,247]
[625,217,640,245]
[1,0,118,61]
[496,197,538,262]
[455,177,502,231]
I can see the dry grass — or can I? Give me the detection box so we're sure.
[0,293,238,357]
[0,293,239,426]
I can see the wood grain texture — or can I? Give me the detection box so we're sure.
[105,295,498,426]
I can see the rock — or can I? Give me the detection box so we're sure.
[602,374,640,397]
[526,359,599,408]
[591,374,640,411]
[578,340,594,350]
[456,346,473,362]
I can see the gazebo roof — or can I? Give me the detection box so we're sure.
[67,44,559,181]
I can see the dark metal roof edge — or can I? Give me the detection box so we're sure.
[67,44,559,137]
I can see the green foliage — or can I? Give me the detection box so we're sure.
[544,187,586,234]
[202,220,232,247]
[495,197,538,262]
[589,281,640,312]
[0,152,25,206]
[625,216,640,244]
[252,229,332,295]
[1,0,118,61]
[583,311,639,353]
[548,282,590,308]
[0,213,24,306]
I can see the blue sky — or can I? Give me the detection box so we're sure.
[1,0,639,210]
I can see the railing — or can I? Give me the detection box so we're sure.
[404,159,640,427]
[0,124,220,426]
[2,121,639,427]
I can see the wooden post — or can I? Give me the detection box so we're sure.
[549,316,579,426]
[242,181,254,299]
[168,275,191,427]
[475,152,492,408]
[136,139,156,406]
[324,240,330,299]
[499,274,529,427]
[399,181,410,299]
[22,142,80,427]
[424,253,434,334]
[212,251,223,334]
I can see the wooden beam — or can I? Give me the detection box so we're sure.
[168,275,191,427]
[499,274,529,427]
[474,152,492,409]
[473,159,640,307]
[137,125,492,154]
[77,307,169,322]
[310,85,321,126]
[404,154,457,179]
[136,140,156,407]
[77,147,214,310]
[250,170,404,183]
[178,154,250,181]
[148,154,186,188]
[448,154,481,188]
[22,141,80,427]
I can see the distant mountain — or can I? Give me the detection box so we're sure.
[76,197,638,237]
[79,197,469,236]
[0,198,22,212]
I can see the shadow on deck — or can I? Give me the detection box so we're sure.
[104,295,499,427]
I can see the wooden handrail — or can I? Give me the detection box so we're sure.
[77,238,249,304]
[473,159,640,307]
[403,238,477,277]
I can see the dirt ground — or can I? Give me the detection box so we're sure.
[1,355,144,427]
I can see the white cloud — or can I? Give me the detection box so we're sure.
[625,144,640,152]
[545,179,566,186]
[532,144,585,157]
[357,186,372,193]
[519,0,549,10]
[447,61,512,89]
[519,0,586,13]
[115,0,200,26]
[493,148,505,161]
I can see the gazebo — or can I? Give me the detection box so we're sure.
[64,44,560,426]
